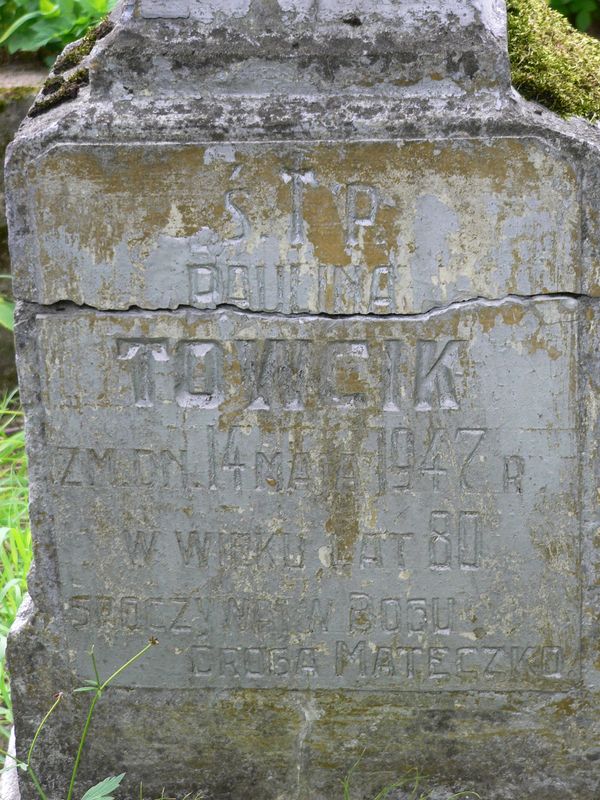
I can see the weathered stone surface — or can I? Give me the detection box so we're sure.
[31,300,583,695]
[0,66,44,394]
[10,295,600,799]
[5,1,600,799]
[13,138,583,311]
[93,0,511,99]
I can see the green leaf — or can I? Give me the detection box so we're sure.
[80,774,126,800]
[0,0,118,54]
[576,7,593,27]
[39,0,59,15]
[0,11,43,45]
[57,0,75,15]
[0,298,15,332]
[78,0,105,12]
[73,679,100,692]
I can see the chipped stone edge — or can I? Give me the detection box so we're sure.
[0,728,21,800]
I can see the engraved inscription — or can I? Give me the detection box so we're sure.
[117,339,169,407]
[30,140,581,314]
[40,305,580,691]
[115,337,466,412]
[51,428,517,497]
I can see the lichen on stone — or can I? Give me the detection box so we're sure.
[507,0,600,121]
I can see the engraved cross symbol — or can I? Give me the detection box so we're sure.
[282,170,318,245]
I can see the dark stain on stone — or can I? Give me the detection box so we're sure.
[446,49,479,79]
[28,68,89,118]
[41,75,65,96]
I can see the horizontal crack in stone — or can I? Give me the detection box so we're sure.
[16,292,597,321]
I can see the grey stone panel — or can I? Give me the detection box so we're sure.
[8,138,584,312]
[31,301,581,695]
[9,296,600,799]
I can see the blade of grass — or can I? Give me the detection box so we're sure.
[341,749,366,800]
[372,775,419,800]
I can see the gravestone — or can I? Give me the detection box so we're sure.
[4,1,600,798]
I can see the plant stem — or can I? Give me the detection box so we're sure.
[91,648,101,687]
[27,693,62,769]
[99,641,153,692]
[0,748,48,800]
[65,641,155,800]
[27,765,48,800]
[65,695,99,800]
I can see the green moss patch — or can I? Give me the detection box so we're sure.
[52,17,114,74]
[28,67,89,118]
[22,16,113,118]
[508,0,600,120]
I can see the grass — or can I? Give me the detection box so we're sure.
[342,756,479,800]
[0,390,30,752]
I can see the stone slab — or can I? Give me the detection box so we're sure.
[11,138,585,311]
[89,0,510,98]
[9,293,599,799]
[26,298,582,693]
[138,0,504,31]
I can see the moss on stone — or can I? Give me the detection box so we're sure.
[22,15,114,118]
[508,0,600,121]
[41,74,65,96]
[28,67,89,118]
[52,17,114,74]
